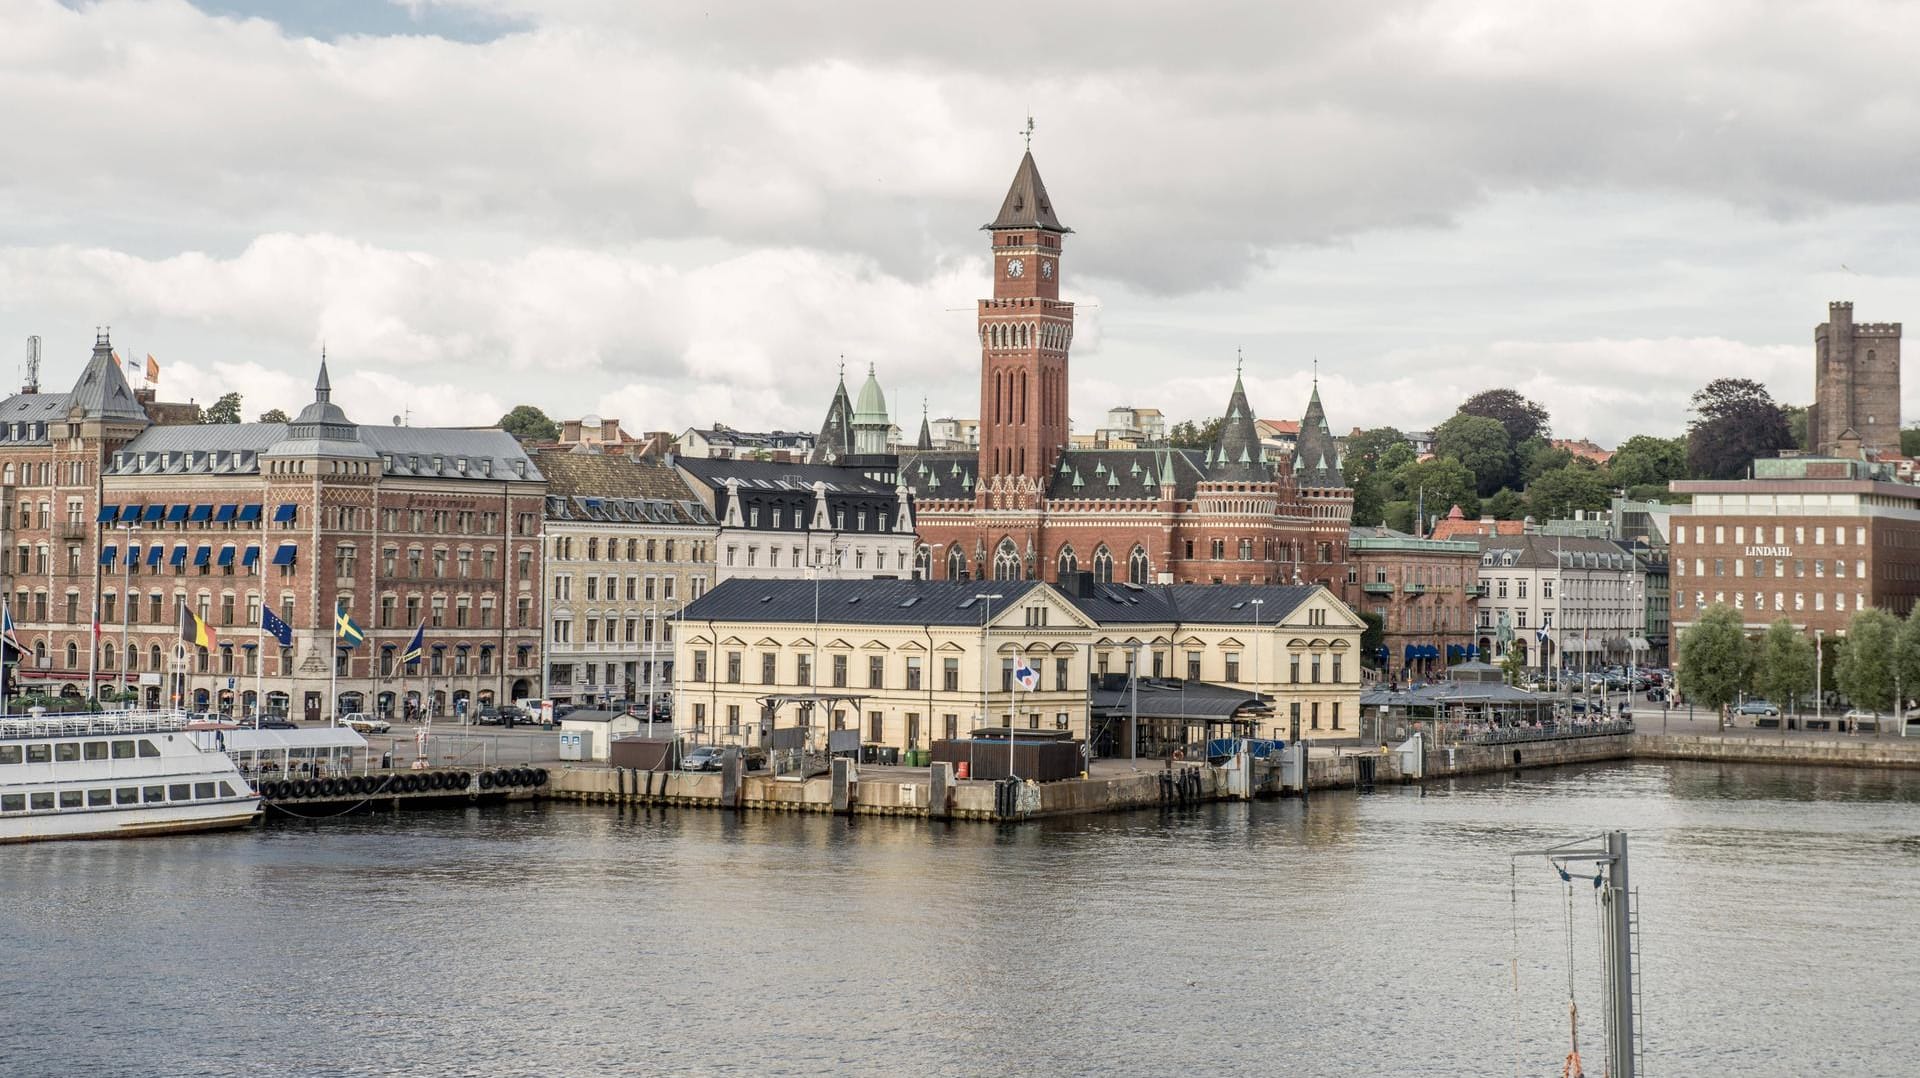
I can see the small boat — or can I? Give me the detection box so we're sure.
[0,709,261,843]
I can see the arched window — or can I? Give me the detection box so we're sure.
[1057,545,1077,576]
[150,644,163,671]
[914,547,931,580]
[947,545,967,581]
[103,643,115,671]
[993,538,1022,581]
[65,641,78,669]
[1091,545,1114,584]
[1129,546,1150,586]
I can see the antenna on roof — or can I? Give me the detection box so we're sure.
[24,334,40,394]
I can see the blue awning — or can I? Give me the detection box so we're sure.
[116,505,138,522]
[99,547,116,566]
[169,544,188,566]
[146,545,164,566]
[271,543,297,566]
[213,504,237,523]
[237,504,262,523]
[1403,644,1416,660]
[97,505,118,523]
[127,545,142,564]
[188,504,213,522]
[142,504,166,523]
[166,505,189,522]
[216,545,236,567]
[241,545,260,567]
[273,503,297,523]
[193,545,212,567]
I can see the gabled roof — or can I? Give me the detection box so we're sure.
[810,374,854,465]
[898,450,980,500]
[66,333,149,423]
[1044,448,1200,501]
[983,151,1070,233]
[1208,371,1268,483]
[1058,582,1323,626]
[683,579,1044,627]
[1292,383,1344,489]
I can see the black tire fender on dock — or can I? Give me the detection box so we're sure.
[478,771,494,789]
[533,768,549,785]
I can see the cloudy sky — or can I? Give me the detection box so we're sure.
[4,0,1919,445]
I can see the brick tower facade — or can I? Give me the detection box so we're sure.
[978,151,1074,492]
[1811,300,1902,458]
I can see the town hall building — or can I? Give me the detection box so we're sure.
[889,149,1354,589]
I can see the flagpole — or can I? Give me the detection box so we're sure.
[329,601,339,729]
[253,546,265,728]
[87,597,97,710]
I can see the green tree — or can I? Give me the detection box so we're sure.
[498,404,560,443]
[1483,487,1525,520]
[1894,606,1920,715]
[1751,618,1816,713]
[1167,417,1225,449]
[1459,388,1551,447]
[201,391,243,425]
[1677,603,1750,713]
[1381,499,1415,533]
[1686,378,1793,480]
[1901,426,1920,458]
[1359,610,1385,663]
[1342,426,1415,485]
[1501,644,1526,687]
[1350,472,1393,527]
[1432,413,1512,496]
[258,408,290,423]
[1609,435,1687,489]
[1835,608,1899,711]
[1388,457,1479,527]
[1525,462,1611,520]
[1785,404,1809,450]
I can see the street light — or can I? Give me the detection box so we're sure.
[113,521,140,711]
[1248,598,1265,740]
[974,592,1004,777]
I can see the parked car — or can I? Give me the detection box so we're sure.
[252,717,298,730]
[498,706,530,726]
[1735,699,1781,718]
[682,745,727,772]
[473,707,501,726]
[340,713,391,734]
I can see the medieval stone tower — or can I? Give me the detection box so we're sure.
[1811,300,1902,458]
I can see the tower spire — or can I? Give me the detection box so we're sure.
[1021,114,1035,150]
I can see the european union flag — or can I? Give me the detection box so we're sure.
[399,624,424,666]
[261,605,293,647]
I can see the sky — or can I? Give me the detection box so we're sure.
[4,1,1920,446]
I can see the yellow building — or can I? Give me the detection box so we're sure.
[677,577,1365,755]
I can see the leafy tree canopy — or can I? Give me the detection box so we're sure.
[1525,462,1610,520]
[1519,443,1575,485]
[1388,456,1479,529]
[1167,417,1225,449]
[1785,404,1809,451]
[201,391,243,425]
[1432,413,1512,496]
[258,408,290,424]
[1609,435,1687,490]
[498,404,560,443]
[1835,608,1900,712]
[1686,378,1792,480]
[1343,426,1416,485]
[1459,388,1550,447]
[1752,618,1815,712]
[1677,603,1750,710]
[1483,487,1526,520]
[1901,426,1920,459]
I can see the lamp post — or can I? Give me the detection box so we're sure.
[1248,598,1265,740]
[974,592,1003,775]
[114,521,140,711]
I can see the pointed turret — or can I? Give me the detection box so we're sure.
[851,363,890,457]
[809,366,854,465]
[1208,368,1268,482]
[982,151,1071,234]
[1293,381,1344,489]
[67,330,149,423]
[915,405,932,451]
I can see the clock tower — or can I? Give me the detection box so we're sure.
[978,149,1074,494]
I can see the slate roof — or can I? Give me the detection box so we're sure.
[683,578,1043,627]
[677,457,898,495]
[67,334,149,422]
[810,376,854,465]
[1058,582,1321,626]
[362,426,541,480]
[1208,372,1268,483]
[1293,384,1344,488]
[537,450,712,526]
[1475,533,1639,570]
[984,150,1070,233]
[898,450,979,499]
[1045,448,1199,501]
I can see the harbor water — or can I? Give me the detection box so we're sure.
[5,760,1917,1077]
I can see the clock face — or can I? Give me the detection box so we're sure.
[1006,258,1025,278]
[1040,260,1053,280]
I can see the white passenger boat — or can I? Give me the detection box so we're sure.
[0,709,261,843]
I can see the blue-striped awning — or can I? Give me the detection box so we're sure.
[271,543,297,566]
[142,505,166,523]
[97,505,118,523]
[213,504,237,523]
[188,505,213,522]
[166,505,189,522]
[169,544,188,566]
[237,504,262,523]
[272,504,297,523]
[216,545,236,567]
[147,545,165,566]
[241,545,260,567]
[193,545,212,567]
[99,547,116,565]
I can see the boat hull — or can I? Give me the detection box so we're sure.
[0,798,261,844]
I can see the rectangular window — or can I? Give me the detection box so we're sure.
[868,711,883,743]
[905,656,922,691]
[1311,655,1322,683]
[796,654,811,686]
[868,655,885,689]
[761,653,777,684]
[944,714,959,741]
[942,657,959,692]
[1225,653,1241,682]
[832,654,848,688]
[692,650,708,682]
[1054,657,1069,692]
[1187,653,1201,680]
[725,652,742,683]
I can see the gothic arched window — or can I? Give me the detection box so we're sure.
[1091,545,1114,584]
[993,538,1022,581]
[1129,546,1150,586]
[914,546,931,580]
[65,641,78,669]
[947,545,967,581]
[1057,545,1078,576]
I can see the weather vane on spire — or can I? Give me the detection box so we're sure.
[1021,114,1035,150]
[1236,347,1244,376]
[1312,356,1318,386]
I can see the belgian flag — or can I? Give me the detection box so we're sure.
[179,602,216,650]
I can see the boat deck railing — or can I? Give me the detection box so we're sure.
[0,709,193,742]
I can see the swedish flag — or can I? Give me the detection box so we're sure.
[399,624,425,665]
[334,600,365,648]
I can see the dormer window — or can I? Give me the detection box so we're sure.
[456,458,467,473]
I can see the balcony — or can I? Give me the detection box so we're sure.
[1361,582,1395,595]
[1403,583,1428,595]
[1466,584,1490,598]
[54,523,87,541]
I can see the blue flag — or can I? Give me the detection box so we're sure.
[399,624,425,666]
[261,605,293,647]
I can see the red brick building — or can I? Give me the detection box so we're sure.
[900,151,1353,589]
[3,337,546,718]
